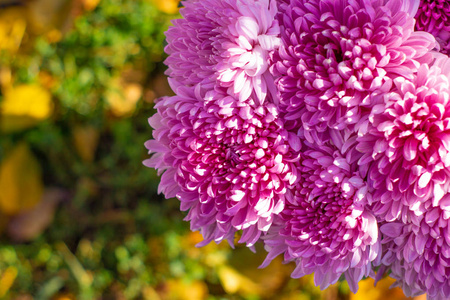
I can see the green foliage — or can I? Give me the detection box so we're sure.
[36,0,169,116]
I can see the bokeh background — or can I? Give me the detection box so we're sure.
[0,0,428,299]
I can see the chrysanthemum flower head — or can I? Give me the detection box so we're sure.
[415,0,450,54]
[144,0,450,297]
[357,59,450,223]
[145,82,300,246]
[165,0,280,104]
[272,0,435,143]
[261,130,379,293]
[379,196,450,298]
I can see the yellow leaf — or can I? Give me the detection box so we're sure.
[151,0,179,14]
[0,266,17,297]
[0,142,44,216]
[1,84,53,132]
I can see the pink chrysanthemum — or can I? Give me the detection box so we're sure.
[261,130,379,293]
[144,0,450,296]
[272,0,435,143]
[379,197,450,298]
[415,0,450,54]
[145,82,300,246]
[164,0,280,103]
[357,62,450,223]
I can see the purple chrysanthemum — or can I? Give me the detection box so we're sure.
[272,0,435,143]
[261,130,379,293]
[379,197,450,298]
[144,0,450,296]
[164,0,281,103]
[145,82,300,246]
[415,0,450,54]
[357,61,450,223]
[145,0,298,247]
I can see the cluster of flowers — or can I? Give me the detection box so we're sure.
[144,0,450,298]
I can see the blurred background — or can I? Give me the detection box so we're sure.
[0,0,426,299]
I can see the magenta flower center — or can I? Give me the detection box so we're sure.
[377,81,450,187]
[281,145,373,260]
[416,0,450,32]
[415,0,450,54]
[297,16,389,97]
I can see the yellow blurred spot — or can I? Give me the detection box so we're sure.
[0,67,12,90]
[0,142,43,216]
[46,29,62,43]
[106,77,142,117]
[217,265,260,296]
[351,276,409,300]
[82,0,101,11]
[72,125,99,162]
[0,8,27,53]
[0,267,18,297]
[77,239,95,260]
[0,84,53,132]
[52,293,76,300]
[142,286,161,300]
[163,279,208,300]
[152,0,179,14]
[2,84,52,119]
